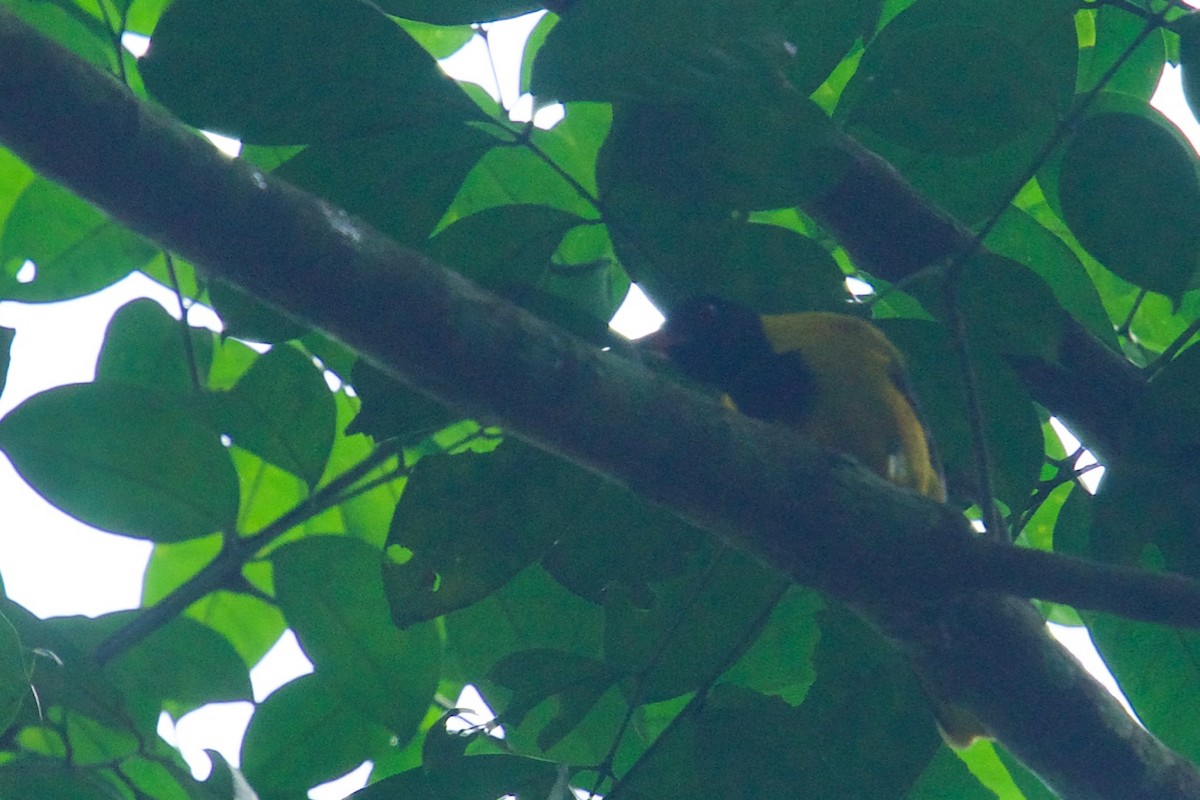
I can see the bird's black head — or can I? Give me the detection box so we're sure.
[642,296,773,388]
[641,295,815,423]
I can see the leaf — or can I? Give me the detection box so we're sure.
[140,0,480,144]
[0,325,12,398]
[109,616,252,714]
[345,360,457,443]
[240,674,393,793]
[218,344,337,487]
[0,179,155,302]
[533,0,801,103]
[1057,104,1200,299]
[1087,614,1200,764]
[383,441,599,626]
[374,0,543,25]
[207,281,308,344]
[351,753,559,800]
[489,649,619,751]
[272,536,440,737]
[841,0,1076,155]
[880,319,1042,510]
[277,121,499,248]
[603,550,790,703]
[427,204,585,291]
[0,382,239,541]
[0,762,127,799]
[443,564,604,682]
[95,298,213,395]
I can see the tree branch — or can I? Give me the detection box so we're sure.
[0,11,1197,798]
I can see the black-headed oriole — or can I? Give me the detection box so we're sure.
[642,295,985,748]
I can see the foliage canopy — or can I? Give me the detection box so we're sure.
[1,0,1200,798]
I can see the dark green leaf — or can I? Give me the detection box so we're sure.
[881,319,1042,510]
[541,481,703,606]
[277,122,499,248]
[489,649,619,751]
[241,674,393,793]
[1080,6,1166,100]
[219,344,337,487]
[0,179,154,301]
[842,0,1076,155]
[603,549,789,703]
[346,360,458,442]
[375,0,543,25]
[351,753,560,800]
[781,605,943,796]
[0,382,239,541]
[383,441,599,626]
[718,588,821,705]
[273,536,440,736]
[428,204,585,291]
[986,209,1115,347]
[109,617,252,714]
[208,281,308,344]
[533,0,798,103]
[0,762,127,800]
[1087,613,1200,764]
[443,565,604,682]
[140,0,479,144]
[0,325,12,398]
[95,298,213,395]
[1058,105,1200,299]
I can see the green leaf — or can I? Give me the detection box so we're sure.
[240,673,393,793]
[383,441,599,626]
[985,208,1115,347]
[0,382,239,541]
[0,762,128,799]
[1057,104,1200,299]
[1079,6,1166,100]
[140,0,480,144]
[1087,613,1200,764]
[489,649,619,751]
[95,298,213,395]
[533,0,798,103]
[783,605,943,796]
[880,319,1042,510]
[428,204,585,291]
[208,281,308,344]
[219,344,337,487]
[841,0,1076,156]
[346,360,458,443]
[0,607,31,735]
[603,550,790,703]
[0,179,155,302]
[376,0,543,25]
[444,103,610,225]
[352,753,560,800]
[273,536,440,737]
[277,121,499,248]
[541,481,703,606]
[443,564,604,682]
[0,325,12,399]
[109,616,252,714]
[718,588,821,705]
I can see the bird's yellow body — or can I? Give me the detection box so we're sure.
[645,297,984,748]
[757,311,945,501]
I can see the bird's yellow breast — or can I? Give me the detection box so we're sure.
[758,312,944,501]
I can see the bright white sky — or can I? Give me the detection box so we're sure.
[0,14,1195,799]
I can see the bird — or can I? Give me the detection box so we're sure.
[640,295,986,748]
